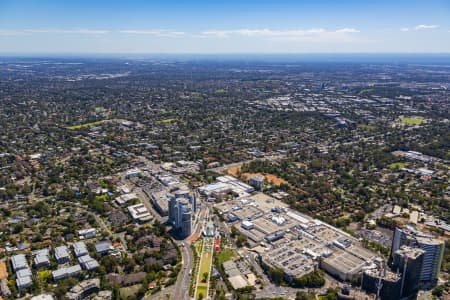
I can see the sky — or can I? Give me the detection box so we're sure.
[0,0,449,54]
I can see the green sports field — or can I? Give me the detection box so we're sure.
[399,116,426,125]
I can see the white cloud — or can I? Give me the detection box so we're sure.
[201,28,359,39]
[414,24,439,30]
[336,28,360,33]
[25,29,109,34]
[400,27,410,32]
[201,30,234,38]
[119,30,185,37]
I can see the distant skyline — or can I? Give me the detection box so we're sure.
[1,0,450,54]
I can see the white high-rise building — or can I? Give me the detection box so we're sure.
[168,192,194,238]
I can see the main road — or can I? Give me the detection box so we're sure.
[172,243,194,300]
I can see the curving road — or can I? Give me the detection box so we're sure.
[172,243,194,300]
[143,241,193,300]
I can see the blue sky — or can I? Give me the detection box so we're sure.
[0,0,449,53]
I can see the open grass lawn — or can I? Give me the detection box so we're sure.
[120,284,141,298]
[400,116,426,125]
[216,248,236,267]
[66,120,106,130]
[388,162,408,169]
[199,252,212,276]
[158,118,177,124]
[214,88,226,94]
[195,285,208,299]
[194,239,214,300]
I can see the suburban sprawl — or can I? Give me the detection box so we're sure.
[0,56,449,300]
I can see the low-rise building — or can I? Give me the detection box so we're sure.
[78,255,100,271]
[30,294,55,300]
[16,267,33,290]
[73,242,88,257]
[242,220,254,230]
[33,248,50,268]
[124,169,141,179]
[199,175,254,198]
[148,190,170,216]
[52,265,82,281]
[127,203,152,223]
[78,228,97,239]
[65,278,100,300]
[54,245,70,264]
[11,254,28,272]
[115,193,138,205]
[93,291,112,300]
[30,294,54,300]
[95,241,112,256]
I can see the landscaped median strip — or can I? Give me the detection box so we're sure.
[194,237,214,300]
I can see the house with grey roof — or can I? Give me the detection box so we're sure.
[95,241,112,256]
